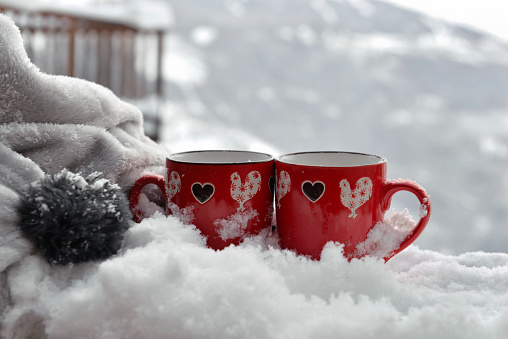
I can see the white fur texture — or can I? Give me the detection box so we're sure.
[0,13,168,333]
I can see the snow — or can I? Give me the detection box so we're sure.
[354,209,416,259]
[2,0,508,337]
[4,213,508,338]
[380,0,508,43]
[214,208,259,241]
[0,0,173,30]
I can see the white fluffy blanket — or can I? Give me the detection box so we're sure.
[0,13,167,333]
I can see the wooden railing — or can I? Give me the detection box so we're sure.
[0,5,169,140]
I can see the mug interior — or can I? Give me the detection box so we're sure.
[168,150,273,164]
[277,152,386,167]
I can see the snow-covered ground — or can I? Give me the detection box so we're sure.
[2,0,508,338]
[4,214,508,338]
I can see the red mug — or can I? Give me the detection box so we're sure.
[129,150,275,250]
[275,151,431,261]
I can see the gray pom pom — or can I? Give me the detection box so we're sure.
[18,170,131,265]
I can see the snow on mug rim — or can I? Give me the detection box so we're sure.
[277,151,387,167]
[168,150,274,165]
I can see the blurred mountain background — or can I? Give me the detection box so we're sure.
[2,0,508,255]
[161,0,508,254]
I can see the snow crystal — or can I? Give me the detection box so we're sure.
[39,203,49,213]
[214,207,259,241]
[34,196,49,213]
[106,203,116,214]
[91,178,110,190]
[57,170,87,190]
[419,201,429,218]
[133,193,166,220]
[168,202,196,225]
[354,209,416,260]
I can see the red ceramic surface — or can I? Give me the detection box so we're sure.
[130,150,275,250]
[275,152,431,261]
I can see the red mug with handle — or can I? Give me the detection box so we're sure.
[129,150,275,250]
[275,151,431,261]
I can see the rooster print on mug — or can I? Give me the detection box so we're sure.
[276,170,291,208]
[230,171,262,212]
[339,177,373,219]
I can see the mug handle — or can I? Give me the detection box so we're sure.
[381,179,432,260]
[129,174,168,223]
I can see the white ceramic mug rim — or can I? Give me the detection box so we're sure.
[276,151,387,167]
[168,150,274,165]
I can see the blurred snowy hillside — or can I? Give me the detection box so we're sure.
[2,0,508,255]
[160,0,508,255]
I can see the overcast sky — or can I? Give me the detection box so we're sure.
[381,0,508,42]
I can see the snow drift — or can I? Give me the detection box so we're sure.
[2,213,508,338]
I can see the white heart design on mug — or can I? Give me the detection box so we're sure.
[276,170,291,208]
[339,177,373,219]
[230,171,261,211]
[166,171,181,201]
